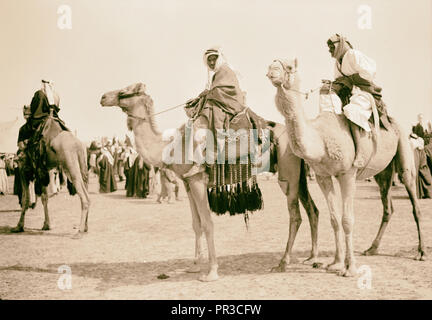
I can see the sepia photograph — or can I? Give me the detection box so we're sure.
[0,0,431,307]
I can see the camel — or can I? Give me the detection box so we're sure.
[266,58,426,276]
[100,82,320,281]
[11,116,90,238]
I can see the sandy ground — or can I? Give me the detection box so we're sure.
[0,173,431,300]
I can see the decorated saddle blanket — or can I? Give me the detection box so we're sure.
[23,117,69,195]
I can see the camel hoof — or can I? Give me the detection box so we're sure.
[71,232,84,240]
[186,264,201,273]
[363,247,378,256]
[303,256,319,265]
[271,261,287,273]
[338,267,357,277]
[41,224,50,231]
[10,226,24,233]
[414,252,426,261]
[326,262,345,273]
[199,273,219,282]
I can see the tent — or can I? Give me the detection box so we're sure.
[0,117,24,154]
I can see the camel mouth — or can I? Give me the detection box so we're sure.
[100,94,118,107]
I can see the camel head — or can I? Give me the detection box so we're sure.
[266,58,299,89]
[100,83,157,132]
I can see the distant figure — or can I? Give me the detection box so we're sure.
[97,146,117,193]
[410,133,432,199]
[0,154,8,195]
[157,167,179,203]
[126,154,150,198]
[123,147,138,191]
[412,113,426,140]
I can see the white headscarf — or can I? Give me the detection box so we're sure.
[203,46,243,90]
[41,80,57,105]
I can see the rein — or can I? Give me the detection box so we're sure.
[118,91,186,121]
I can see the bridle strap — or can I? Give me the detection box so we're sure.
[118,91,146,100]
[274,60,320,99]
[119,90,186,121]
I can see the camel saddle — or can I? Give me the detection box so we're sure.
[331,73,393,131]
[24,113,69,195]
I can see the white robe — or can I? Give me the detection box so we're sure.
[0,159,8,194]
[335,49,377,131]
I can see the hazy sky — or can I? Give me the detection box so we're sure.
[1,0,431,146]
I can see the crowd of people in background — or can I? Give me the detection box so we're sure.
[409,113,432,199]
[1,135,181,206]
[2,114,432,204]
[86,136,181,203]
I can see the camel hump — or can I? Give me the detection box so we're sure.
[355,126,399,179]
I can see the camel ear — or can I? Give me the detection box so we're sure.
[136,83,146,93]
[294,58,298,69]
[118,88,128,96]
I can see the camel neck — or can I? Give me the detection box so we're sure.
[276,85,314,160]
[133,122,167,167]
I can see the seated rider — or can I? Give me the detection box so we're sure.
[326,34,389,168]
[28,79,64,132]
[21,80,67,187]
[182,46,247,178]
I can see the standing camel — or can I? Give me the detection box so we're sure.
[267,58,426,276]
[11,116,90,238]
[100,82,320,281]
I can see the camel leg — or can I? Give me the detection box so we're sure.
[187,174,218,281]
[11,172,30,233]
[185,186,205,273]
[271,179,302,272]
[364,162,394,255]
[315,175,345,272]
[41,186,50,230]
[64,157,90,238]
[297,161,320,265]
[337,170,357,277]
[397,160,426,261]
[394,122,426,260]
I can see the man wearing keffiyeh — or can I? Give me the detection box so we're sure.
[182,46,247,178]
[327,34,387,168]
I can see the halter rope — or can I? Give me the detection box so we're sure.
[118,91,186,121]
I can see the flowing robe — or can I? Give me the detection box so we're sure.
[98,154,117,193]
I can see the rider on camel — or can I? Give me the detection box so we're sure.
[182,46,247,178]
